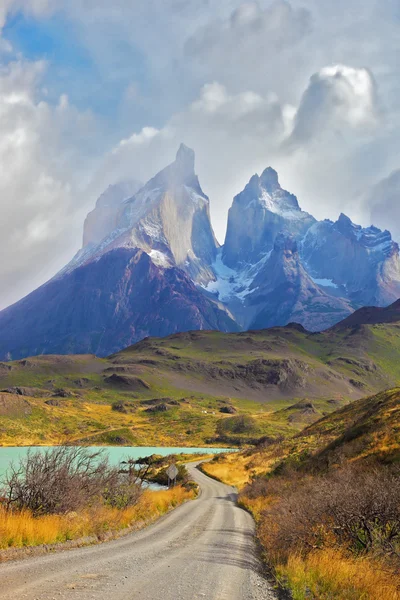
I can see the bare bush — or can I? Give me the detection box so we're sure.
[0,447,143,515]
[253,463,400,563]
[102,472,143,509]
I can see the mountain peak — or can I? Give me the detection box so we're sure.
[337,213,353,226]
[145,143,199,192]
[176,143,195,171]
[223,167,315,267]
[260,167,280,192]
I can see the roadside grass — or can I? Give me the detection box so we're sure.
[202,455,253,487]
[276,550,400,600]
[0,486,193,550]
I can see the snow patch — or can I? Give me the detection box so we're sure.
[247,188,310,221]
[311,277,338,289]
[202,250,269,303]
[149,250,171,268]
[140,219,164,243]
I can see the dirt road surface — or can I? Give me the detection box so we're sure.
[1,464,277,600]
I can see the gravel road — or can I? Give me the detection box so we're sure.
[0,463,277,600]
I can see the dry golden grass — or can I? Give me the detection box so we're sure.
[277,549,400,600]
[203,388,400,494]
[0,486,193,550]
[202,448,284,488]
[238,496,267,521]
[201,459,249,488]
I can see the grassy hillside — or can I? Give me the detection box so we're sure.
[1,321,400,446]
[203,387,400,486]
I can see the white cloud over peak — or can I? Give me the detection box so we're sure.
[367,169,400,242]
[97,70,383,242]
[291,65,378,142]
[95,82,288,227]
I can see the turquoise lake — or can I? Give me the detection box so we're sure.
[0,446,234,478]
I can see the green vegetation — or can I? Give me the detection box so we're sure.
[1,322,400,446]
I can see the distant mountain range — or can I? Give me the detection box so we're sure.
[0,144,399,359]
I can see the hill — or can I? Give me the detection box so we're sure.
[334,297,400,327]
[203,389,400,600]
[1,317,400,446]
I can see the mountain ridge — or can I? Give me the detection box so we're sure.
[0,144,399,360]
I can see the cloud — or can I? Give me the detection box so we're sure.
[290,65,378,143]
[0,59,102,309]
[0,0,53,27]
[184,1,313,101]
[97,71,382,241]
[95,81,290,241]
[186,1,312,57]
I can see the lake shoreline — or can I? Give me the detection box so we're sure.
[0,446,236,479]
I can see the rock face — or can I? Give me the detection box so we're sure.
[65,144,218,286]
[0,248,237,359]
[1,145,400,360]
[223,167,315,268]
[248,235,352,331]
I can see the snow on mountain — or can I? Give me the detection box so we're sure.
[310,277,338,289]
[202,249,266,304]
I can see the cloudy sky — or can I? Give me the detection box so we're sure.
[0,0,399,308]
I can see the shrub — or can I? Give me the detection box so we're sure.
[150,464,190,486]
[112,401,128,413]
[255,463,400,563]
[217,415,259,436]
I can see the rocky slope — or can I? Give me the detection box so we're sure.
[334,297,400,328]
[0,248,237,359]
[248,234,352,331]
